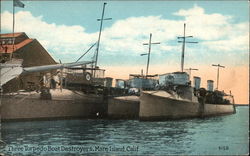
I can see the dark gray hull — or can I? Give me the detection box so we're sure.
[139,91,236,121]
[108,96,140,119]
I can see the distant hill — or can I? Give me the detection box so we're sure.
[235,104,249,106]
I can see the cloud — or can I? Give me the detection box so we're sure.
[202,34,249,52]
[1,5,248,65]
[1,11,97,61]
[101,16,183,55]
[173,5,233,40]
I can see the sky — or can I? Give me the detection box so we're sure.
[0,0,249,104]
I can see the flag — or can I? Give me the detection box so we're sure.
[14,0,25,8]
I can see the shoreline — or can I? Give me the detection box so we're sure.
[235,104,249,106]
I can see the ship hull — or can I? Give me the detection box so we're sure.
[139,91,235,121]
[108,96,140,119]
[0,89,106,121]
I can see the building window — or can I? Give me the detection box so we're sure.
[8,39,13,44]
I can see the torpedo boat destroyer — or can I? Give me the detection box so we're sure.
[139,24,236,120]
[139,72,236,120]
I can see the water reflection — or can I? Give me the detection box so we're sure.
[1,120,195,154]
[0,106,248,155]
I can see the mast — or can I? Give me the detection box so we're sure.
[141,33,160,77]
[185,67,198,80]
[181,24,186,72]
[212,64,225,90]
[178,23,198,72]
[93,2,111,76]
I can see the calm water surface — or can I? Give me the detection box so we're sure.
[0,106,248,155]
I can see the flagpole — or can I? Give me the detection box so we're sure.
[0,0,1,36]
[12,0,15,59]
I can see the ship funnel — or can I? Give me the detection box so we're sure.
[115,79,125,88]
[193,76,201,89]
[207,80,214,91]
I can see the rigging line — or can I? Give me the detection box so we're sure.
[76,42,97,63]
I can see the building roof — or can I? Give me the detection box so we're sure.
[0,32,24,38]
[0,32,33,53]
[0,38,33,53]
[0,32,56,65]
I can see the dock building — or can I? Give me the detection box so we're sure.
[0,32,56,92]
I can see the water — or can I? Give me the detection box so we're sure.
[0,106,248,155]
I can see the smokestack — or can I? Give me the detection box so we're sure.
[193,76,201,89]
[207,80,214,91]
